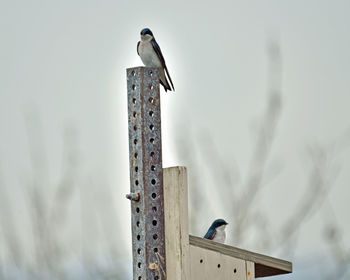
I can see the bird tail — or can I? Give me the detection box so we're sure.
[159,68,174,92]
[164,66,175,91]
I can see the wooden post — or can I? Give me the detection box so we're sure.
[246,261,255,280]
[162,167,291,280]
[163,166,190,280]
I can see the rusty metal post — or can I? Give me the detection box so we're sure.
[126,67,166,280]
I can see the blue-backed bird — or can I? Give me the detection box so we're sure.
[203,219,228,243]
[137,28,175,92]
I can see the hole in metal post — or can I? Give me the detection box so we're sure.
[135,166,138,172]
[134,139,137,145]
[137,248,142,254]
[150,124,154,130]
[135,180,139,186]
[137,235,141,240]
[217,264,221,268]
[149,111,154,117]
[151,193,157,199]
[131,70,135,76]
[150,152,155,157]
[151,165,156,171]
[134,125,137,131]
[200,259,203,263]
[149,97,154,103]
[133,98,136,104]
[152,220,157,226]
[134,153,138,158]
[152,206,157,212]
[150,138,155,144]
[153,234,158,240]
[154,248,158,253]
[133,111,137,118]
[136,207,140,213]
[151,179,156,185]
[138,276,142,280]
[136,221,140,227]
[234,268,237,273]
[149,70,153,76]
[132,84,136,90]
[138,262,141,268]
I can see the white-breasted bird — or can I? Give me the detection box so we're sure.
[137,28,175,92]
[203,219,228,243]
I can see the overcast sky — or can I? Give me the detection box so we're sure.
[1,0,350,279]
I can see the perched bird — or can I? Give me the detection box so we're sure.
[137,28,175,92]
[204,219,228,243]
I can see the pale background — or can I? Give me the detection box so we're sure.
[1,0,349,279]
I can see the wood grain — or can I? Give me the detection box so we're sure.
[189,235,292,278]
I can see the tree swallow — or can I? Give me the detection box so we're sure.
[137,28,175,92]
[204,219,228,243]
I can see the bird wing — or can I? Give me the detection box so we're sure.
[151,38,175,91]
[204,228,216,240]
[137,41,140,56]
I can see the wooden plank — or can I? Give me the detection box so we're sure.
[246,261,255,280]
[190,245,246,280]
[189,235,292,278]
[163,166,190,280]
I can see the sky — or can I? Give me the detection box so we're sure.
[1,0,350,279]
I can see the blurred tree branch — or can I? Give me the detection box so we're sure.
[175,39,350,280]
[0,110,129,279]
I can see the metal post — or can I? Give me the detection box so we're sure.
[126,67,166,280]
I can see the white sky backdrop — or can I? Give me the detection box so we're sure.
[1,0,350,279]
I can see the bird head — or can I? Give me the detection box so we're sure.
[140,28,154,41]
[211,219,228,230]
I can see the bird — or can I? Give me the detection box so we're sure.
[203,219,228,243]
[137,28,175,92]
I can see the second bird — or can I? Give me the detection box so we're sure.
[204,219,228,244]
[137,28,175,92]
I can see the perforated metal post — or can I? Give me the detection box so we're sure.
[126,67,166,280]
